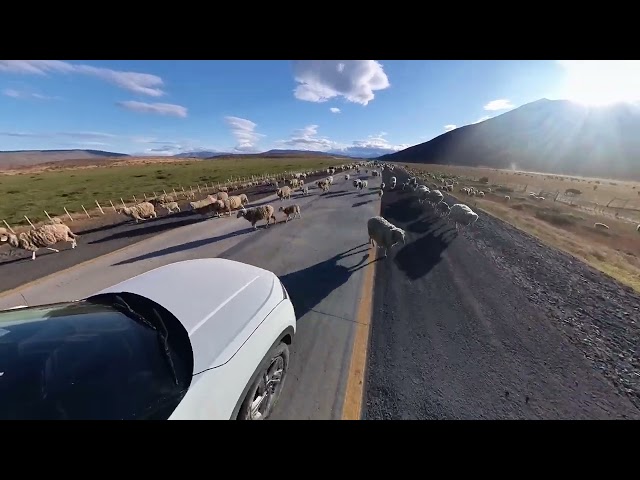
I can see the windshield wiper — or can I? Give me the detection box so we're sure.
[110,294,179,386]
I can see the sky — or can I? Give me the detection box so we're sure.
[1,60,638,158]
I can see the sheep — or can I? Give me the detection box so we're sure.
[239,193,249,206]
[390,176,397,188]
[378,189,384,198]
[119,201,157,223]
[353,179,361,188]
[367,216,406,258]
[345,174,350,181]
[215,191,229,202]
[435,201,451,217]
[194,199,225,217]
[161,201,181,214]
[301,186,309,196]
[277,186,293,201]
[279,204,302,222]
[594,222,610,230]
[0,224,78,261]
[381,182,386,190]
[426,189,444,207]
[361,180,368,189]
[447,203,479,231]
[223,195,245,215]
[237,205,277,229]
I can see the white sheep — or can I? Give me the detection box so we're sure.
[301,186,309,196]
[279,204,302,222]
[380,182,386,190]
[236,205,277,229]
[119,202,157,223]
[504,195,511,201]
[224,195,245,215]
[353,179,361,188]
[345,174,350,181]
[276,186,293,201]
[447,204,479,231]
[637,224,640,233]
[594,222,610,230]
[360,180,368,189]
[378,189,384,198]
[367,216,406,258]
[0,224,78,260]
[161,201,181,214]
[426,189,444,207]
[390,176,397,188]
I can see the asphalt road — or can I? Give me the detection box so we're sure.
[364,167,640,419]
[0,172,381,420]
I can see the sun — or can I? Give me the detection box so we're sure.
[557,60,640,106]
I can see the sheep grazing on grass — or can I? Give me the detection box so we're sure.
[119,201,157,223]
[0,224,78,261]
[279,204,302,222]
[161,201,181,214]
[594,222,610,230]
[367,216,406,258]
[237,205,277,229]
[277,186,293,200]
[447,203,479,231]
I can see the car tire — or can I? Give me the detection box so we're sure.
[237,342,290,420]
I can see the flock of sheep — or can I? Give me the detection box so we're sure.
[0,163,363,260]
[363,164,481,259]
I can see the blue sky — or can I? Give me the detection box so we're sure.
[0,60,632,157]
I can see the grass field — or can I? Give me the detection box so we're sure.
[0,156,340,226]
[401,162,640,293]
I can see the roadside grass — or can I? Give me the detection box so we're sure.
[400,163,640,294]
[0,157,338,226]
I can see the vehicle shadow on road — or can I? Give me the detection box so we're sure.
[383,196,424,223]
[394,228,455,280]
[90,216,208,244]
[280,243,377,319]
[111,228,255,266]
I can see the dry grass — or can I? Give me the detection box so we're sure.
[401,163,640,293]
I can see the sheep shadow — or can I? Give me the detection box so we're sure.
[111,227,255,266]
[323,191,353,199]
[383,197,424,223]
[357,191,378,197]
[394,229,455,281]
[279,243,376,320]
[352,200,374,207]
[90,215,207,244]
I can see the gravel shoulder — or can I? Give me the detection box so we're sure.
[364,167,640,419]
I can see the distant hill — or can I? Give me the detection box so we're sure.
[0,149,129,169]
[379,98,640,180]
[0,147,358,171]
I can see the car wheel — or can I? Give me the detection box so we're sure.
[237,342,290,420]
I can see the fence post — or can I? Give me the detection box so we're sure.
[153,191,158,198]
[95,200,105,215]
[120,198,126,208]
[197,184,201,193]
[173,188,177,197]
[163,189,168,196]
[81,205,91,218]
[143,193,148,201]
[24,215,35,229]
[132,195,137,204]
[63,207,74,222]
[2,220,16,234]
[44,210,54,223]
[109,200,117,213]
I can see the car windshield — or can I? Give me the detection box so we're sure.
[0,299,191,420]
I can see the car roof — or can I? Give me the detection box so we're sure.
[95,258,283,372]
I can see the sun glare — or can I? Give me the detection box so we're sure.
[557,60,640,106]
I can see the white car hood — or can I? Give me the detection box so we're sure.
[95,258,283,372]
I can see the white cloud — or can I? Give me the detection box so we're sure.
[2,88,60,100]
[292,60,390,106]
[330,107,341,113]
[483,99,514,111]
[276,127,407,158]
[224,116,265,153]
[0,60,165,97]
[443,124,456,132]
[117,100,187,118]
[556,60,640,105]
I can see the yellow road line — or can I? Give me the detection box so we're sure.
[341,199,381,420]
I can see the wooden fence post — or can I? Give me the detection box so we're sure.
[24,215,35,229]
[63,207,74,221]
[44,211,54,223]
[95,200,105,215]
[81,205,91,218]
[2,220,16,234]
[109,200,117,213]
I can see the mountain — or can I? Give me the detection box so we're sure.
[379,98,640,180]
[172,151,233,158]
[0,149,129,169]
